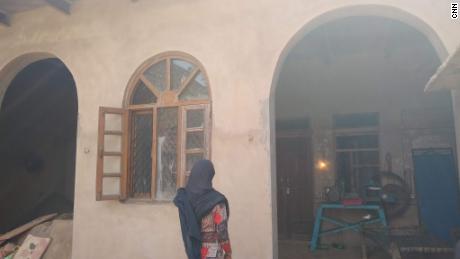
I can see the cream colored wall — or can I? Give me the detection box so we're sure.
[0,0,459,258]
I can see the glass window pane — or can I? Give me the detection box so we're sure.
[186,109,204,128]
[104,135,122,153]
[156,107,178,200]
[336,152,352,192]
[171,59,196,91]
[186,131,204,149]
[336,134,378,149]
[131,81,157,105]
[102,177,120,196]
[179,72,209,100]
[186,153,204,171]
[103,156,121,174]
[353,151,379,165]
[105,114,122,131]
[143,60,167,92]
[130,112,153,197]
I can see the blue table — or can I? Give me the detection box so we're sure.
[310,202,387,251]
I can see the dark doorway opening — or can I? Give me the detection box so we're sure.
[274,15,455,259]
[276,120,314,240]
[0,58,78,233]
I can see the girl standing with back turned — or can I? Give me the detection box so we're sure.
[174,160,232,259]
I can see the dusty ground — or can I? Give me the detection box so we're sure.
[278,239,390,259]
[278,240,453,259]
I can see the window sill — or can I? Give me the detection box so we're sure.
[120,199,174,205]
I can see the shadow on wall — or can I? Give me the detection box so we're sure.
[0,58,78,233]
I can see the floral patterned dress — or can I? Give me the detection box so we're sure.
[200,202,232,259]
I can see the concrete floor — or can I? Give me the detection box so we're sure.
[278,240,389,259]
[278,240,453,259]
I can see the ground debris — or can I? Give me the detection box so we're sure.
[0,214,57,246]
[0,243,16,259]
[0,214,72,259]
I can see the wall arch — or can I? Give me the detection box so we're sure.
[0,52,61,107]
[268,4,450,251]
[270,4,448,100]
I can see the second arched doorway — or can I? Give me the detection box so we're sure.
[0,57,78,235]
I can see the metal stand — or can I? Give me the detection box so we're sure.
[310,203,387,251]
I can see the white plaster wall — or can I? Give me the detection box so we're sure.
[0,0,458,258]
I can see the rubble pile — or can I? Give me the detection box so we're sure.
[0,213,72,259]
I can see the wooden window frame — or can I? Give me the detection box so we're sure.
[333,113,380,193]
[96,52,212,202]
[334,129,380,193]
[96,107,129,201]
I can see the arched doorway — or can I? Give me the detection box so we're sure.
[271,8,456,258]
[0,57,78,233]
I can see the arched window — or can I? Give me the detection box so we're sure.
[96,53,211,201]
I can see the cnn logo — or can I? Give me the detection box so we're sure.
[453,3,458,19]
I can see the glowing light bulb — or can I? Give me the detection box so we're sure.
[316,160,329,171]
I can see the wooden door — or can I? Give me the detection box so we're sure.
[277,134,313,239]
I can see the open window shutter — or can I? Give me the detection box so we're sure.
[96,107,128,201]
